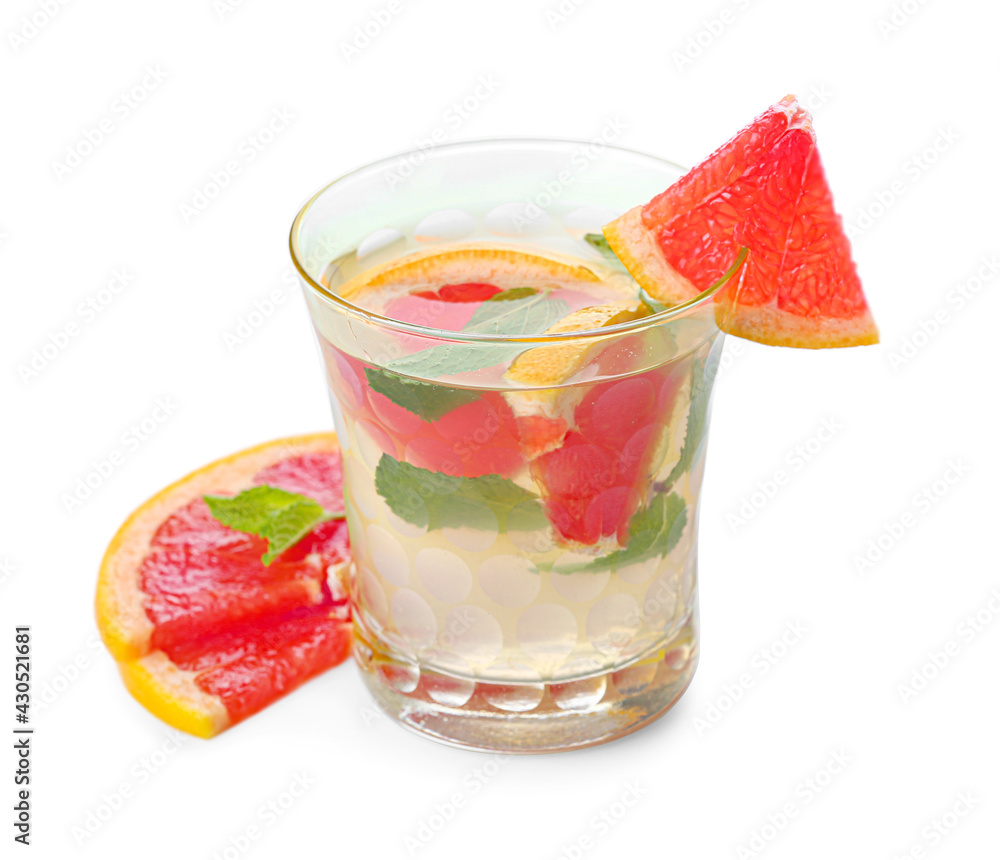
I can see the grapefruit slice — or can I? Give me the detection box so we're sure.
[504,306,682,547]
[96,434,352,738]
[503,300,689,547]
[603,95,879,348]
[530,359,686,547]
[334,243,607,304]
[503,299,650,458]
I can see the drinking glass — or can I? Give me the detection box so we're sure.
[290,139,744,752]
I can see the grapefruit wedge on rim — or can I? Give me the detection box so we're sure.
[96,434,352,738]
[603,95,879,348]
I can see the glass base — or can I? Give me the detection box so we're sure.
[354,612,698,754]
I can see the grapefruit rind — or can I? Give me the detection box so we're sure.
[505,300,650,390]
[603,219,879,348]
[603,207,693,303]
[335,244,610,304]
[603,97,879,350]
[119,652,230,739]
[503,300,650,459]
[96,433,340,663]
[718,299,880,348]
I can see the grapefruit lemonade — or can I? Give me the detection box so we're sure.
[291,104,876,752]
[292,141,738,752]
[92,98,874,746]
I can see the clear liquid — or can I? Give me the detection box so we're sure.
[317,219,717,687]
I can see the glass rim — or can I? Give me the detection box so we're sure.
[289,136,746,344]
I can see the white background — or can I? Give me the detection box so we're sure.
[2,0,998,857]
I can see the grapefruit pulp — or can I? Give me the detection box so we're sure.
[96,434,352,738]
[603,95,879,348]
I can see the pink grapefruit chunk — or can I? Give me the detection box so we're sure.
[603,95,879,348]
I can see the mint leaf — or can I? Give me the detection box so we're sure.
[584,233,669,313]
[366,289,567,420]
[585,232,615,258]
[388,343,522,377]
[487,287,538,302]
[665,355,712,489]
[556,492,687,574]
[364,367,479,422]
[375,454,541,531]
[616,492,687,562]
[637,286,670,314]
[387,292,570,378]
[462,290,561,336]
[203,486,341,565]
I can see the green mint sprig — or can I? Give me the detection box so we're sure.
[364,368,480,422]
[664,353,713,489]
[584,232,671,314]
[584,232,616,258]
[203,486,344,565]
[374,454,545,532]
[361,288,570,423]
[483,286,538,303]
